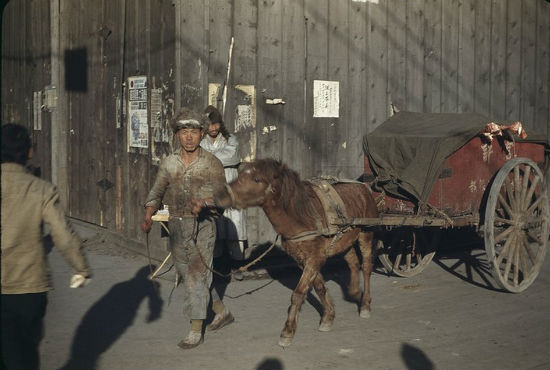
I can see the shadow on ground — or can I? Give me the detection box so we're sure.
[58,265,163,370]
[401,343,434,370]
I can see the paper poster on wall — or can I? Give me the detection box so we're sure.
[128,76,148,149]
[208,83,221,107]
[313,80,339,118]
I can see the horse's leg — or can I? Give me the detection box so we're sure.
[279,264,318,347]
[312,273,335,332]
[343,248,362,303]
[358,231,374,318]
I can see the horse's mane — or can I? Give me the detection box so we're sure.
[253,159,318,224]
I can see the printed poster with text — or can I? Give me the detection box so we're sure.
[128,76,149,149]
[313,80,339,118]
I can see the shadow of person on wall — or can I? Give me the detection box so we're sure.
[401,343,434,370]
[58,266,163,370]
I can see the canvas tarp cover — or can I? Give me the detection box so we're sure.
[362,111,548,205]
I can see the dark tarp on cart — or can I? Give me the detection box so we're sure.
[362,111,548,206]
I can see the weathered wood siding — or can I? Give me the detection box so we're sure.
[2,0,52,179]
[3,0,549,252]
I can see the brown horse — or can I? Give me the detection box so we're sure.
[202,158,378,347]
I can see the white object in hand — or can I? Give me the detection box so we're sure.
[70,274,90,288]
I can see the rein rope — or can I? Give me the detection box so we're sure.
[148,218,280,280]
[191,218,279,278]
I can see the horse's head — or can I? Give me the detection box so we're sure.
[214,159,286,210]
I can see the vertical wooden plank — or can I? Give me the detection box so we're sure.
[325,0,349,177]
[281,0,306,175]
[230,0,258,164]
[366,0,387,129]
[490,0,506,120]
[405,0,425,112]
[473,0,491,115]
[249,0,279,245]
[304,0,328,175]
[178,0,206,109]
[387,0,407,111]
[41,0,52,181]
[102,0,123,230]
[441,0,459,112]
[207,0,232,107]
[256,0,282,160]
[347,0,367,177]
[134,0,152,241]
[535,0,550,135]
[505,0,521,121]
[66,0,81,218]
[520,0,536,126]
[423,0,441,113]
[148,0,176,172]
[458,0,475,113]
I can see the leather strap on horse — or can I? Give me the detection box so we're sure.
[308,178,349,236]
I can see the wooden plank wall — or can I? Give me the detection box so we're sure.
[2,0,549,250]
[2,0,52,179]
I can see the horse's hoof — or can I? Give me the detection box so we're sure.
[360,309,371,319]
[278,336,293,347]
[318,322,333,332]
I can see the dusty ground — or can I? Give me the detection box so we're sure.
[40,226,550,370]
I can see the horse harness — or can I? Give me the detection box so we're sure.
[284,177,362,256]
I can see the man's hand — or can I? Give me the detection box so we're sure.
[191,198,215,215]
[141,206,155,233]
[141,217,153,233]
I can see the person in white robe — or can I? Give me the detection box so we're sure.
[201,105,248,262]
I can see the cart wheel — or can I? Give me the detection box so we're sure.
[484,157,549,293]
[376,229,440,277]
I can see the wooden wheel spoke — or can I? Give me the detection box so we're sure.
[526,230,544,246]
[405,253,412,271]
[496,231,515,266]
[514,165,521,208]
[524,174,541,209]
[526,195,544,215]
[502,236,516,283]
[520,166,531,209]
[522,234,538,265]
[505,177,517,210]
[393,253,403,271]
[494,226,514,244]
[513,239,520,285]
[519,240,529,276]
[494,217,515,226]
[498,193,514,218]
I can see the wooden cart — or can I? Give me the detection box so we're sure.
[359,112,549,293]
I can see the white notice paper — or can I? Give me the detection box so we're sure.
[313,80,339,118]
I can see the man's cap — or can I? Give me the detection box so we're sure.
[170,108,208,133]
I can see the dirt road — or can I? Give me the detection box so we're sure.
[41,237,549,370]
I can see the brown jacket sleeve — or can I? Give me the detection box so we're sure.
[144,158,170,211]
[42,187,91,277]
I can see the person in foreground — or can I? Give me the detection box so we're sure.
[140,108,235,350]
[1,123,92,370]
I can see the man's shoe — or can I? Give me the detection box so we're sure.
[177,331,203,350]
[206,309,235,331]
